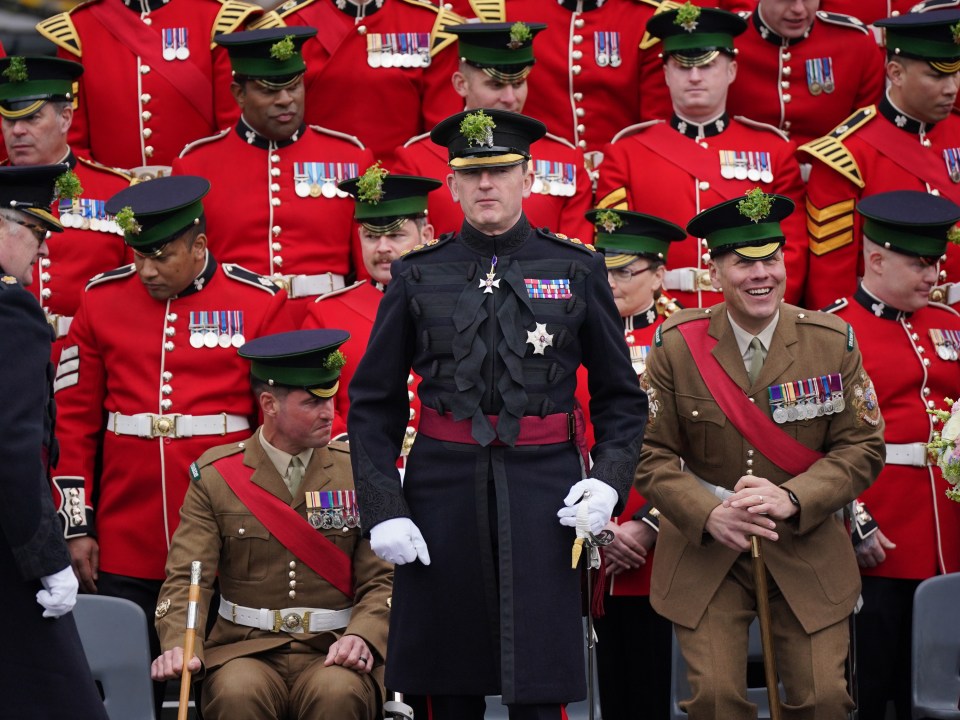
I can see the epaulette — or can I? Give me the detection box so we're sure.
[656,291,682,318]
[86,264,136,290]
[179,128,231,157]
[0,275,20,289]
[597,186,628,211]
[221,263,282,293]
[820,298,849,314]
[76,155,134,185]
[544,131,576,150]
[611,119,662,144]
[194,441,245,473]
[328,439,350,455]
[402,131,431,148]
[314,280,365,303]
[733,115,790,142]
[815,10,869,34]
[273,0,316,18]
[654,306,708,345]
[212,0,265,48]
[639,0,685,50]
[246,9,284,29]
[794,309,855,349]
[307,124,366,150]
[797,106,875,189]
[912,0,960,11]
[535,226,595,254]
[36,11,83,57]
[401,232,452,259]
[468,0,504,23]
[418,0,465,57]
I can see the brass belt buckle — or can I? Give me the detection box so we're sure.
[273,275,293,295]
[151,414,180,438]
[695,270,714,292]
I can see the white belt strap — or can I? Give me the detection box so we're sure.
[284,273,346,299]
[219,596,352,634]
[46,313,73,339]
[662,268,717,294]
[108,412,249,439]
[885,442,929,467]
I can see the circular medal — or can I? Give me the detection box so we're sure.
[833,396,845,413]
[786,406,799,422]
[531,178,544,194]
[734,166,748,181]
[952,170,960,184]
[747,167,761,182]
[400,54,413,68]
[90,218,101,232]
[938,345,951,361]
[335,188,350,198]
[952,347,958,361]
[81,218,91,231]
[823,399,835,414]
[203,331,218,348]
[421,54,431,68]
[189,333,204,349]
[720,165,736,180]
[381,53,394,69]
[391,52,404,67]
[218,334,231,349]
[321,182,337,199]
[295,182,310,198]
[596,53,609,68]
[321,514,333,530]
[368,53,381,69]
[309,183,322,198]
[176,46,190,61]
[808,82,822,97]
[231,333,246,348]
[815,403,824,417]
[773,407,788,424]
[346,515,358,528]
[823,80,835,94]
[332,513,344,529]
[162,47,176,62]
[610,54,622,68]
[309,513,323,529]
[760,169,774,183]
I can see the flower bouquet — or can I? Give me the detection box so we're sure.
[928,398,960,503]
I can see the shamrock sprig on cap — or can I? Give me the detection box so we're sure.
[270,35,296,62]
[2,57,28,83]
[115,206,142,236]
[508,22,533,49]
[594,209,624,234]
[323,349,347,372]
[738,188,773,223]
[675,2,701,33]
[948,224,960,246]
[460,110,496,148]
[357,161,389,204]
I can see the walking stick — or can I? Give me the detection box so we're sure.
[178,561,202,720]
[751,537,783,720]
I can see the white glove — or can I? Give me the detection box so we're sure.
[36,565,79,618]
[557,478,619,536]
[370,518,431,566]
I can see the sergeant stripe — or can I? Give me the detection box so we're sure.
[597,187,628,210]
[467,0,505,22]
[807,198,855,256]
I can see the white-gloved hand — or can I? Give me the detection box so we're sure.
[36,565,79,618]
[370,518,431,566]
[557,478,619,536]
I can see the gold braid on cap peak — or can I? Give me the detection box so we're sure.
[930,58,960,74]
[361,217,409,235]
[480,65,532,83]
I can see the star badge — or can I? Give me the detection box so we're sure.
[479,271,501,294]
[526,323,554,355]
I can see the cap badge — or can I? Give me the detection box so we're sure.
[2,56,28,83]
[948,225,960,245]
[508,22,532,49]
[270,35,296,62]
[323,349,346,372]
[595,209,624,234]
[115,206,142,236]
[460,109,495,148]
[357,161,388,204]
[952,21,960,45]
[675,2,701,33]
[738,188,773,223]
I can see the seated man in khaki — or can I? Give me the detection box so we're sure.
[151,329,392,720]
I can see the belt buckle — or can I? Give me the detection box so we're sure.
[930,286,947,304]
[695,270,714,292]
[277,611,304,633]
[46,312,60,334]
[273,275,293,296]
[151,414,181,438]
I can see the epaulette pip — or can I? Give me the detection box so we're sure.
[797,106,875,189]
[733,115,790,142]
[314,280,365,303]
[0,275,20,289]
[820,298,849,314]
[212,0,265,48]
[536,227,595,254]
[815,10,869,34]
[222,263,282,294]
[611,119,662,144]
[36,11,83,57]
[86,263,136,290]
[468,0,505,23]
[419,0,465,57]
[76,155,134,185]
[401,232,451,259]
[273,0,316,18]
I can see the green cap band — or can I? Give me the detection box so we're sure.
[249,360,340,389]
[459,40,535,67]
[705,222,784,249]
[595,232,672,259]
[862,218,947,256]
[887,33,960,60]
[663,32,736,53]
[125,200,204,247]
[354,195,429,220]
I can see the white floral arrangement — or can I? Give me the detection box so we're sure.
[928,398,960,503]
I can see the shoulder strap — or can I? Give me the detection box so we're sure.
[675,319,824,476]
[214,453,355,598]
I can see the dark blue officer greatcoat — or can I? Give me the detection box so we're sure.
[348,215,648,704]
[0,273,107,720]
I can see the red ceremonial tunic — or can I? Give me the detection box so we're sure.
[597,115,808,308]
[173,120,375,322]
[37,0,262,170]
[801,99,960,310]
[276,0,463,166]
[726,7,885,148]
[831,287,960,578]
[51,256,294,579]
[392,131,594,241]
[819,0,923,25]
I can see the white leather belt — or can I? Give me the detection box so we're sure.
[108,411,249,439]
[663,268,716,293]
[46,313,73,339]
[219,596,352,634]
[275,272,346,299]
[885,442,929,467]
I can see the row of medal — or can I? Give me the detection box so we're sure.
[188,311,245,349]
[293,162,360,199]
[161,28,190,62]
[805,57,835,96]
[59,199,123,234]
[718,151,775,183]
[306,490,361,530]
[524,277,573,299]
[767,373,845,424]
[929,328,960,360]
[531,160,578,197]
[942,149,960,184]
[593,31,622,68]
[366,33,432,69]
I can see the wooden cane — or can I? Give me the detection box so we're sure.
[178,561,202,720]
[751,537,783,720]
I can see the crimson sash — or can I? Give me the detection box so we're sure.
[214,453,355,598]
[88,2,214,123]
[676,319,824,476]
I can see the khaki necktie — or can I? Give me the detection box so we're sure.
[286,456,304,497]
[748,336,766,384]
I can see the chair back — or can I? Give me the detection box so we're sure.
[912,573,960,720]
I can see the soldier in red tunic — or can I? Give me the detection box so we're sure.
[393,21,594,240]
[828,190,960,720]
[801,11,960,310]
[303,169,440,439]
[0,56,133,364]
[597,5,808,308]
[173,27,375,323]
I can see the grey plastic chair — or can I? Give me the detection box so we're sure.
[73,594,157,720]
[912,573,960,720]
